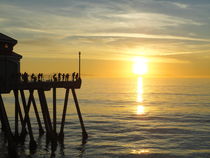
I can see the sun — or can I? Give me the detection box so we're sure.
[133,57,148,75]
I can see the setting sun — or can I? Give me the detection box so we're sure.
[133,57,148,75]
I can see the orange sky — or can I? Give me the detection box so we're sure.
[1,0,210,78]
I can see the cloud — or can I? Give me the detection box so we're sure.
[0,0,209,61]
[172,2,188,9]
[65,33,210,42]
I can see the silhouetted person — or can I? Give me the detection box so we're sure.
[62,73,65,81]
[58,73,61,81]
[34,76,37,82]
[72,72,76,81]
[40,73,43,81]
[66,73,69,81]
[75,73,79,81]
[53,74,57,82]
[38,73,41,81]
[16,72,21,82]
[21,73,24,82]
[37,73,39,81]
[38,73,43,81]
[23,72,28,83]
[31,73,35,82]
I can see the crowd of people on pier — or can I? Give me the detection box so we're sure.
[18,72,80,83]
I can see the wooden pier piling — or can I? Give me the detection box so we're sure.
[38,89,54,141]
[72,88,88,141]
[14,90,19,138]
[53,87,57,136]
[59,88,70,140]
[0,94,17,157]
[31,92,44,135]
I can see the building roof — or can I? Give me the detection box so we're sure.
[12,52,22,59]
[0,51,22,58]
[0,33,17,45]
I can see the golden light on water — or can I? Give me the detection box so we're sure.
[137,105,145,115]
[133,57,148,75]
[131,149,150,154]
[137,77,143,102]
[136,77,146,115]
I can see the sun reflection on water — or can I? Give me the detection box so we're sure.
[137,105,145,115]
[136,77,146,115]
[137,77,143,102]
[131,149,150,154]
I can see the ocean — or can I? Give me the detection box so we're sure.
[0,77,210,158]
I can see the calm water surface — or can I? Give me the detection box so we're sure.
[0,78,210,158]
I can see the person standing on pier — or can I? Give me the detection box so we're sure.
[38,73,41,81]
[16,72,21,82]
[53,74,57,82]
[72,72,76,81]
[58,73,61,81]
[40,73,43,81]
[62,73,65,81]
[75,73,79,81]
[23,72,29,83]
[31,73,35,82]
[34,76,37,82]
[66,73,69,81]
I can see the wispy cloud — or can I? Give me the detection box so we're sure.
[172,2,189,9]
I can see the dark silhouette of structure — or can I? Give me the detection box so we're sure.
[0,33,22,93]
[0,33,88,157]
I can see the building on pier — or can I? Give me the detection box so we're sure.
[0,33,22,93]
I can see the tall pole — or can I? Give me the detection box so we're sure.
[79,52,81,78]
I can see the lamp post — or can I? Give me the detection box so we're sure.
[79,52,81,78]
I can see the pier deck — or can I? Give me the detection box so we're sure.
[16,79,81,90]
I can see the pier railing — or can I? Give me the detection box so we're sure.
[0,72,82,92]
[19,72,79,83]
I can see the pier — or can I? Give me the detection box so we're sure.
[0,33,88,157]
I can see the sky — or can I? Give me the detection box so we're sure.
[1,0,210,77]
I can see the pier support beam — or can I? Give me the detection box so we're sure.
[14,90,26,141]
[14,90,25,127]
[0,94,17,157]
[19,90,31,139]
[14,90,19,138]
[31,93,44,135]
[71,89,88,142]
[38,90,55,143]
[0,106,5,131]
[20,90,37,150]
[53,87,57,136]
[59,88,69,141]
